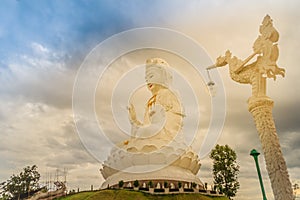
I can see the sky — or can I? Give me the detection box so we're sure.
[0,0,300,199]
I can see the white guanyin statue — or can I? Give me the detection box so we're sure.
[100,58,203,189]
[125,58,184,152]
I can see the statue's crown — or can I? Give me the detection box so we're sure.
[146,58,169,68]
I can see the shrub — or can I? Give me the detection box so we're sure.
[164,181,168,188]
[118,180,124,188]
[192,182,197,188]
[148,181,153,188]
[178,182,182,188]
[133,180,139,187]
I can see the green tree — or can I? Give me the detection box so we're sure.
[210,144,240,199]
[0,165,40,200]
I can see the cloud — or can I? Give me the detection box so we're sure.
[0,40,103,190]
[0,98,102,189]
[0,42,74,109]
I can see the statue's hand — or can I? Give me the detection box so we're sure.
[215,55,227,67]
[128,104,137,124]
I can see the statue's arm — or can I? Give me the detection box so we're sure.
[135,105,166,138]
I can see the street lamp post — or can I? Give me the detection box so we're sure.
[206,15,293,200]
[250,149,267,200]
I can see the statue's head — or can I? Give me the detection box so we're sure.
[145,58,172,93]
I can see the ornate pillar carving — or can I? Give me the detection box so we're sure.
[248,97,293,200]
[209,15,293,199]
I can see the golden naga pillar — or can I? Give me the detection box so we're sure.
[209,15,293,200]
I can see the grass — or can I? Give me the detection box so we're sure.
[57,189,230,200]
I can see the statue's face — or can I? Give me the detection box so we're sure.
[145,66,162,84]
[147,83,161,94]
[145,66,164,93]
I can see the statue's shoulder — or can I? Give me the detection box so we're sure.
[156,88,181,111]
[157,88,177,101]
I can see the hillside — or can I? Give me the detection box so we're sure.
[57,189,230,200]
